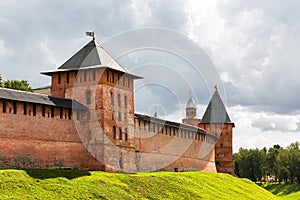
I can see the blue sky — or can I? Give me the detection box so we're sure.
[0,0,299,152]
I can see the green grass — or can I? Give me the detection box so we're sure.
[263,182,300,200]
[0,169,280,199]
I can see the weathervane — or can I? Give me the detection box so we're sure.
[86,31,95,40]
[214,85,218,90]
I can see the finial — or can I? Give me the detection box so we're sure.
[214,85,217,90]
[154,105,157,117]
[189,90,193,97]
[86,31,95,40]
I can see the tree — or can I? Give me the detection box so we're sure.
[233,148,266,182]
[3,80,32,92]
[266,145,281,177]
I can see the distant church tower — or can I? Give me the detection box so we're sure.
[182,92,200,127]
[199,88,235,174]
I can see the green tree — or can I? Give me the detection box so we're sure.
[234,148,266,182]
[3,80,32,92]
[276,149,291,183]
[266,145,281,177]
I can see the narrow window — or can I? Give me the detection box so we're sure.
[128,77,130,88]
[33,104,36,116]
[23,102,27,115]
[112,71,114,83]
[93,69,96,81]
[118,94,121,107]
[60,107,63,119]
[58,73,61,84]
[118,112,122,121]
[86,91,91,104]
[113,126,117,139]
[110,92,114,106]
[51,107,54,118]
[66,72,69,84]
[124,96,127,108]
[42,105,45,117]
[124,113,128,122]
[13,101,17,114]
[107,70,109,82]
[119,128,122,140]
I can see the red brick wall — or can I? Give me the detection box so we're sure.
[134,118,217,172]
[0,99,103,170]
[199,123,234,174]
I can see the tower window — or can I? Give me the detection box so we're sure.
[124,96,127,108]
[66,72,69,84]
[58,73,61,84]
[110,92,114,106]
[117,94,121,107]
[86,91,91,104]
[124,113,128,122]
[118,112,122,121]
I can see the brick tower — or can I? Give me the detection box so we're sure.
[42,38,141,172]
[199,88,234,174]
[182,92,200,127]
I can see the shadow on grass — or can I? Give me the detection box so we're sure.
[25,168,91,180]
[263,183,300,196]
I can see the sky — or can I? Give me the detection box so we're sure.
[0,0,299,152]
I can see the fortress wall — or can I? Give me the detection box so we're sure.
[0,99,103,170]
[134,117,217,172]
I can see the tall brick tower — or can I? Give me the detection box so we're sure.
[199,88,234,174]
[42,38,141,172]
[182,92,200,127]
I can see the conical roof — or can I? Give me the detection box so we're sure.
[186,95,196,108]
[42,39,131,75]
[58,39,126,72]
[201,89,231,123]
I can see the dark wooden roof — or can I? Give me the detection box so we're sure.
[134,113,210,135]
[0,88,86,110]
[201,89,231,123]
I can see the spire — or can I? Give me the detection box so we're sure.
[186,91,196,109]
[56,39,127,72]
[201,88,231,123]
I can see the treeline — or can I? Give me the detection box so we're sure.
[234,142,300,183]
[0,74,32,92]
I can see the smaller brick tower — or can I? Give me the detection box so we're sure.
[182,92,200,127]
[199,87,234,174]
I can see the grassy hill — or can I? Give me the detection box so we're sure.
[263,183,300,200]
[0,169,284,199]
